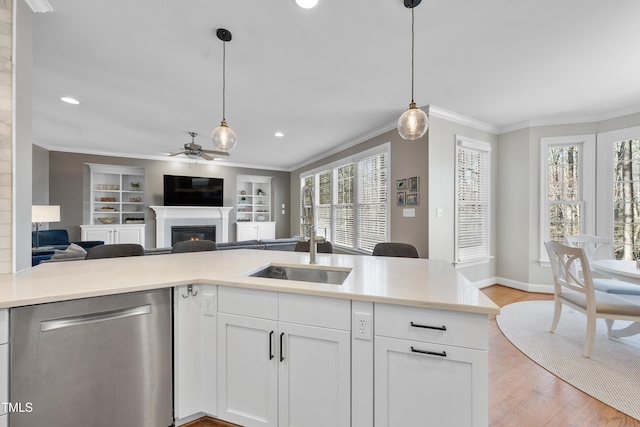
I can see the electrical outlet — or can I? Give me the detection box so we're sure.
[202,293,215,317]
[353,311,372,341]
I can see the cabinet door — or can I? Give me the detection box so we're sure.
[374,336,488,427]
[236,223,257,241]
[82,227,113,244]
[256,223,275,240]
[174,286,217,421]
[114,226,144,246]
[278,322,351,427]
[218,313,278,427]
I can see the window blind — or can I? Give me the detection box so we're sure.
[333,164,354,247]
[316,170,332,241]
[456,139,490,262]
[357,152,388,252]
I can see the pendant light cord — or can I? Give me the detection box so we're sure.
[222,40,226,121]
[411,5,415,104]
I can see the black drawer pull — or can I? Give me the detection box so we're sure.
[411,346,447,357]
[280,332,285,362]
[410,322,446,331]
[269,331,274,360]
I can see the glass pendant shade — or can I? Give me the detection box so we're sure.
[398,103,428,140]
[211,120,237,152]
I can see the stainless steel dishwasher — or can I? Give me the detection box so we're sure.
[9,288,173,427]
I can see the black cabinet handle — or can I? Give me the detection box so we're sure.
[411,346,447,357]
[410,321,446,331]
[280,332,285,362]
[269,331,274,360]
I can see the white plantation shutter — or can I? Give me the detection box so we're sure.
[357,152,388,252]
[456,137,491,263]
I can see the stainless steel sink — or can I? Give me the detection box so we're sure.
[248,264,351,285]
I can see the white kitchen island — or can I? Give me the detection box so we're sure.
[0,250,499,427]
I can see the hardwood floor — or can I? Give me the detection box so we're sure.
[183,285,640,427]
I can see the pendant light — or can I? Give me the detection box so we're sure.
[211,28,237,152]
[397,0,428,140]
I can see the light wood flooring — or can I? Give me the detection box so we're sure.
[184,285,640,427]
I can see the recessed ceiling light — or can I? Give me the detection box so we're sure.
[60,97,80,105]
[275,132,284,137]
[295,0,318,9]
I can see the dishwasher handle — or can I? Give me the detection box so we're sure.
[40,304,152,332]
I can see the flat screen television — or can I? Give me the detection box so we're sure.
[163,175,224,207]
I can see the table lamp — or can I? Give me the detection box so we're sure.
[32,205,60,249]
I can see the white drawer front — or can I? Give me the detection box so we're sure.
[375,303,488,351]
[0,310,7,344]
[279,293,351,330]
[218,286,278,320]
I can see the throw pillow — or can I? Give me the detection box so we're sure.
[51,243,87,260]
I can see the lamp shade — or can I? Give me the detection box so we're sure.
[32,205,61,223]
[398,103,428,140]
[211,120,237,152]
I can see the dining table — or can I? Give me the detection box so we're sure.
[591,259,640,338]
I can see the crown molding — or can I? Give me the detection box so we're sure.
[427,105,500,134]
[32,141,292,172]
[497,104,640,134]
[23,0,54,13]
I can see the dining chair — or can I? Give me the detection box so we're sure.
[564,234,640,296]
[294,241,334,253]
[372,242,419,258]
[171,240,218,253]
[544,241,640,357]
[85,243,145,259]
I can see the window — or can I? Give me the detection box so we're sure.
[539,135,595,263]
[455,136,491,264]
[300,144,389,254]
[596,126,640,260]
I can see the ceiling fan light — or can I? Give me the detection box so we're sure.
[211,120,237,152]
[295,0,318,9]
[398,103,428,140]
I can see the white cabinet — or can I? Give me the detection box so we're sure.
[174,285,217,423]
[236,174,273,224]
[85,163,145,226]
[0,309,7,420]
[373,303,489,427]
[236,221,275,241]
[80,224,146,247]
[217,288,351,427]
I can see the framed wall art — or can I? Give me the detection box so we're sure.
[408,176,419,192]
[406,193,419,205]
[397,191,405,206]
[397,179,407,190]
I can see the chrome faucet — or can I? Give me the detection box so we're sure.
[300,185,325,264]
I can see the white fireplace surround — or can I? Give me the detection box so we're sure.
[151,206,234,248]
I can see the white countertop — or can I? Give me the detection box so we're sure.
[0,250,499,314]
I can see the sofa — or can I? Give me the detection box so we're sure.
[144,236,301,256]
[32,230,104,266]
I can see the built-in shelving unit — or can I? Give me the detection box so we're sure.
[86,164,146,226]
[236,175,273,223]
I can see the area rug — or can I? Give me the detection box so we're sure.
[496,300,640,420]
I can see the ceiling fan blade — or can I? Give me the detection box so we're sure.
[169,151,185,157]
[202,150,230,156]
[199,152,213,161]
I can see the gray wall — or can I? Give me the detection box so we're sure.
[48,151,291,247]
[32,144,49,204]
[496,112,640,289]
[428,115,498,283]
[290,128,430,258]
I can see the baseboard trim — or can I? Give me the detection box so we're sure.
[496,277,554,294]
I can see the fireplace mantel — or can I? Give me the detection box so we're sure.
[150,206,234,247]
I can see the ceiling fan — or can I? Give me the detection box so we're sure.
[169,132,230,161]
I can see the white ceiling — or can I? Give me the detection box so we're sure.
[31,0,640,171]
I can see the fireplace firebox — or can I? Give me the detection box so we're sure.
[171,225,216,246]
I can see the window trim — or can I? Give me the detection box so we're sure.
[454,135,492,265]
[300,142,390,254]
[539,134,595,265]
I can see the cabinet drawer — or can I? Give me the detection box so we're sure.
[0,310,7,344]
[375,303,488,351]
[279,293,350,330]
[218,286,278,320]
